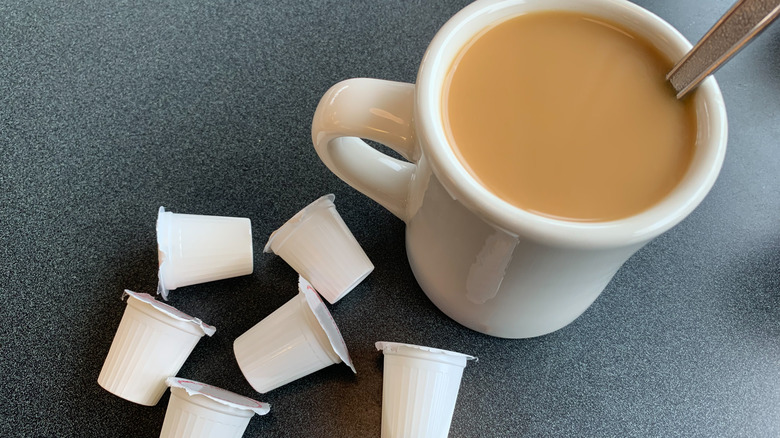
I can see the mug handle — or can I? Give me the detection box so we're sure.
[311,78,418,222]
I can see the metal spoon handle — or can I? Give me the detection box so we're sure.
[667,0,780,99]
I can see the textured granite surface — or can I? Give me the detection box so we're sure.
[2,1,779,437]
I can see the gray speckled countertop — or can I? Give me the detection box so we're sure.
[1,1,779,437]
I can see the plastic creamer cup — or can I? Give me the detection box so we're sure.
[159,377,270,438]
[264,194,373,304]
[375,342,476,438]
[234,276,356,393]
[97,290,215,406]
[157,206,253,299]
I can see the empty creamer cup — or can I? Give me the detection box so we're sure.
[264,194,373,304]
[98,290,215,406]
[159,377,270,438]
[157,206,253,299]
[234,276,356,393]
[375,342,476,438]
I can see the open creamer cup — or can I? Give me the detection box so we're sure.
[157,206,254,300]
[234,276,356,394]
[263,194,374,304]
[159,377,270,438]
[375,342,477,438]
[97,291,215,406]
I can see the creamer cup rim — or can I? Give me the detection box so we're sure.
[300,276,356,373]
[123,290,216,337]
[375,341,477,361]
[156,206,172,299]
[166,377,270,415]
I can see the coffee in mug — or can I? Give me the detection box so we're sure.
[443,11,697,222]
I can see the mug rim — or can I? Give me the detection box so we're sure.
[415,0,728,248]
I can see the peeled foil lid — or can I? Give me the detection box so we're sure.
[375,341,477,362]
[166,377,270,416]
[263,194,336,254]
[123,290,216,337]
[299,276,356,374]
[156,270,169,301]
[156,206,172,300]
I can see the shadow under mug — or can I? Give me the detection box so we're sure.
[311,0,727,338]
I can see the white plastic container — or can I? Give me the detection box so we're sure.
[157,206,253,299]
[159,377,270,438]
[98,291,215,406]
[234,276,356,393]
[375,341,476,438]
[264,194,373,304]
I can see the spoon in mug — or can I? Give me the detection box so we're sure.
[668,0,780,99]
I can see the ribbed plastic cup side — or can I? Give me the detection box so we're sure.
[161,214,253,290]
[273,206,373,304]
[234,294,339,393]
[159,387,253,438]
[97,299,204,406]
[380,354,467,438]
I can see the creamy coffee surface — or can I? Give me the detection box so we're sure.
[442,11,697,222]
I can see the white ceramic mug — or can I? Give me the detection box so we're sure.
[311,0,727,338]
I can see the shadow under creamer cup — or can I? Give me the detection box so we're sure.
[311,0,727,338]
